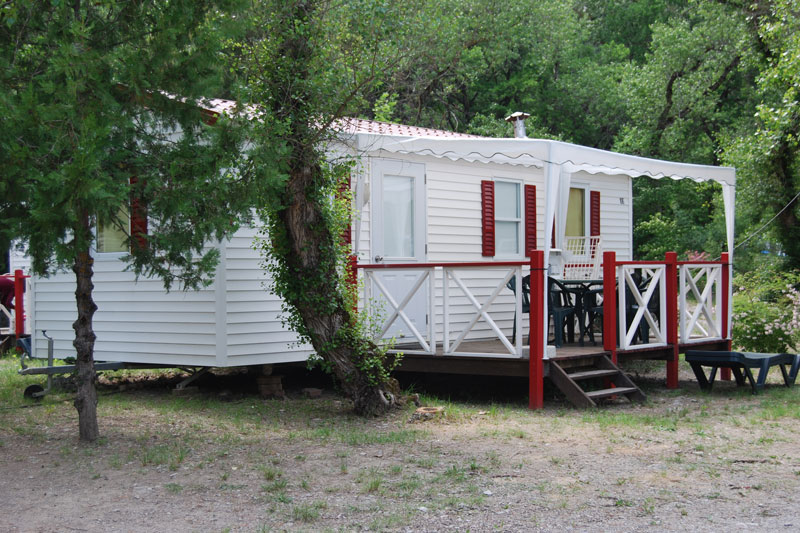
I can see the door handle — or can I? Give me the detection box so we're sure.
[374,255,383,263]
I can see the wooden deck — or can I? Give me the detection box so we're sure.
[393,338,730,378]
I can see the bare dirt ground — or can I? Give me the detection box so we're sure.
[1,362,800,532]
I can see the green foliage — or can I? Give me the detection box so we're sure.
[614,2,759,162]
[732,267,800,353]
[632,179,725,259]
[721,0,800,269]
[372,92,398,123]
[0,0,261,290]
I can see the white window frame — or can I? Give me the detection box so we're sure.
[493,178,523,258]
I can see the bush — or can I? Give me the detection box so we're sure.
[732,268,800,353]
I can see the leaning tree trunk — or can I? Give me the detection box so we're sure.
[261,0,398,416]
[278,163,396,416]
[72,211,99,441]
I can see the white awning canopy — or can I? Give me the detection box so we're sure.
[353,135,736,186]
[352,132,736,262]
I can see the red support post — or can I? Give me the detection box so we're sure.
[665,252,679,389]
[14,269,25,341]
[720,252,732,380]
[529,250,545,410]
[602,251,617,364]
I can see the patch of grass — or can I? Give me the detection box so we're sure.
[259,465,282,481]
[291,500,327,522]
[364,476,382,493]
[339,428,422,446]
[164,483,183,494]
[139,442,189,470]
[262,479,288,493]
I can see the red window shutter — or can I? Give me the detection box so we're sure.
[524,185,536,256]
[551,218,556,248]
[481,180,495,256]
[590,190,601,236]
[130,177,147,250]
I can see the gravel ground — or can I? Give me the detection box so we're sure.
[1,363,799,532]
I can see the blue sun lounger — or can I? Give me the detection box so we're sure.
[685,351,800,394]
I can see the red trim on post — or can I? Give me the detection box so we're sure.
[481,181,495,256]
[14,269,25,341]
[665,252,679,389]
[721,252,730,339]
[590,191,601,236]
[721,252,732,381]
[529,250,545,409]
[524,185,537,256]
[602,251,617,364]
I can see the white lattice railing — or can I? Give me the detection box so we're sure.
[442,266,525,357]
[359,262,529,358]
[363,267,437,355]
[679,263,722,343]
[617,264,667,350]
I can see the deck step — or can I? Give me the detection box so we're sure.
[585,386,640,400]
[547,355,646,408]
[567,369,619,381]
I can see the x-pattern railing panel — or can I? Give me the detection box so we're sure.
[443,266,522,357]
[679,264,722,343]
[618,265,667,350]
[364,268,436,355]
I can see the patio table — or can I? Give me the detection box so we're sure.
[685,350,800,394]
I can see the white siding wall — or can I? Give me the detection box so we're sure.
[223,226,313,366]
[29,230,314,367]
[31,253,219,365]
[363,155,634,346]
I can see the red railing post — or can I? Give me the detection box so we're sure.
[14,269,25,341]
[602,251,617,364]
[720,252,732,380]
[665,252,679,389]
[529,250,545,410]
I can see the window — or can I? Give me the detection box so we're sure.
[482,180,536,257]
[96,178,148,254]
[97,207,130,253]
[566,187,587,237]
[382,174,415,258]
[494,180,521,255]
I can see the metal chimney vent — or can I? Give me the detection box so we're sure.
[504,111,531,138]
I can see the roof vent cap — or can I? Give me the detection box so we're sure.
[504,111,531,139]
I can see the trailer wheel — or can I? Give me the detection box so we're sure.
[24,384,44,400]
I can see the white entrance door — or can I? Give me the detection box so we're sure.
[371,159,427,342]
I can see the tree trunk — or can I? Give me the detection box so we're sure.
[278,164,396,416]
[262,0,398,416]
[72,210,99,441]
